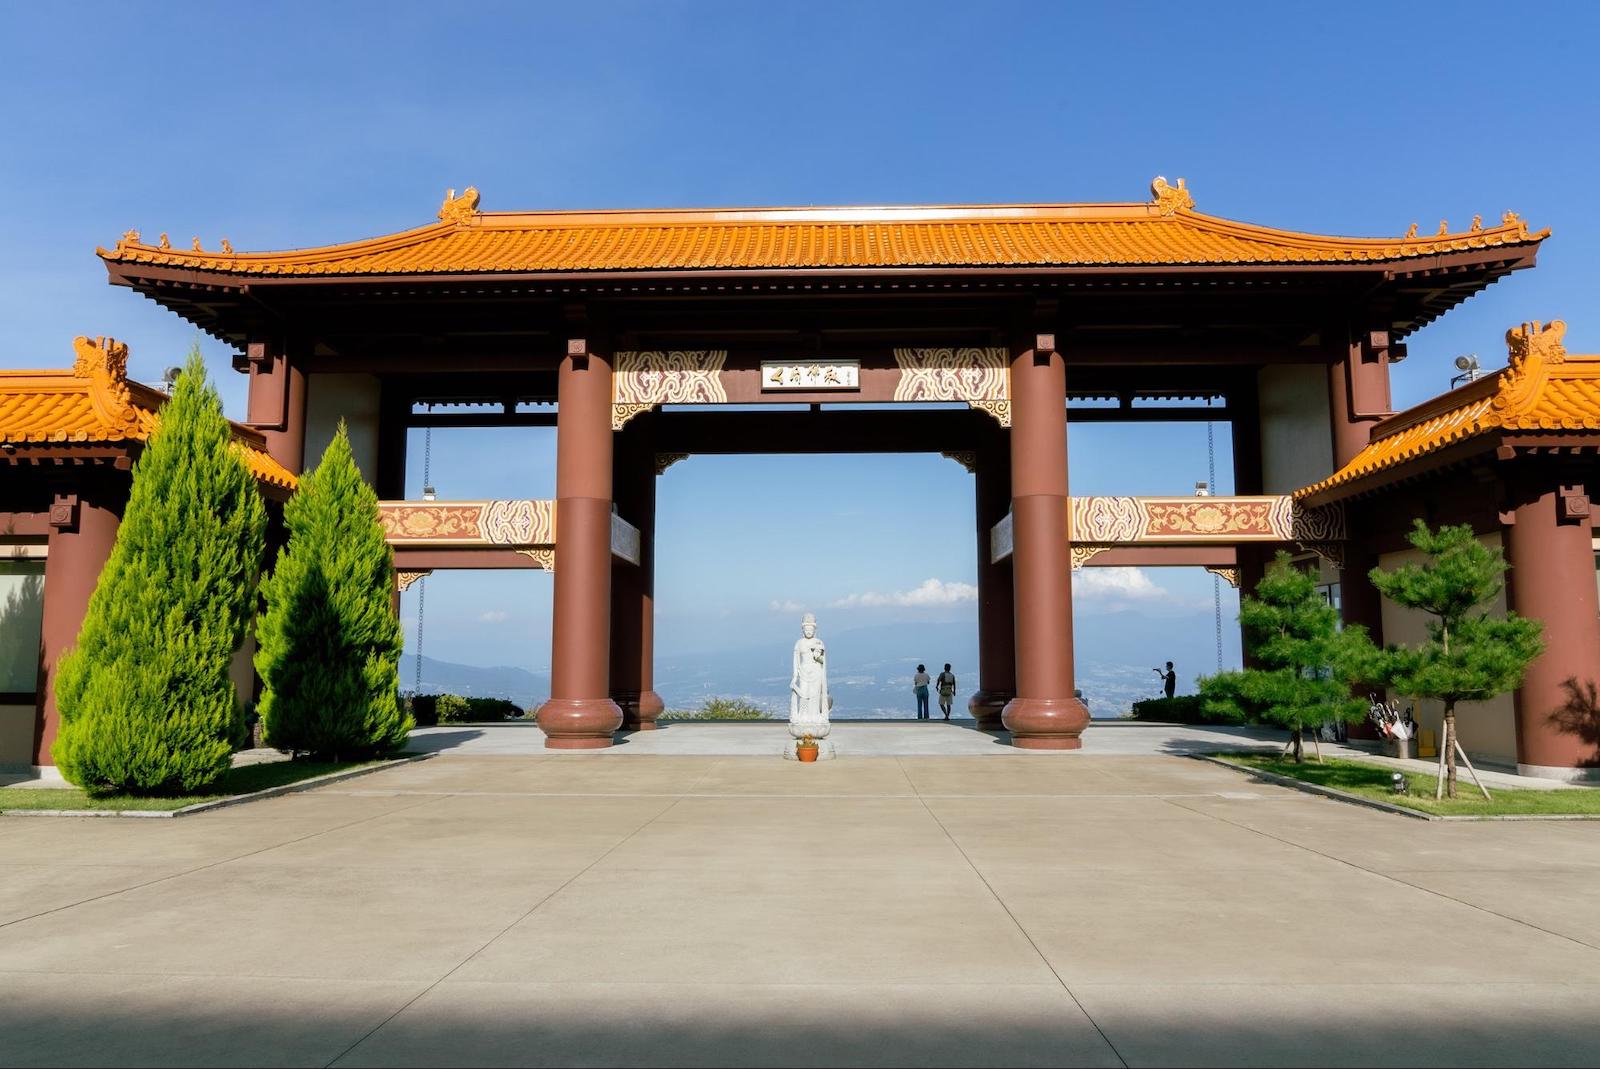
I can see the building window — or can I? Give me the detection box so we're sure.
[1319,582,1342,613]
[0,560,45,695]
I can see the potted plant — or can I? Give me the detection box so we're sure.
[795,734,820,763]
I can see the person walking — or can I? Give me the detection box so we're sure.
[912,664,931,719]
[936,663,957,720]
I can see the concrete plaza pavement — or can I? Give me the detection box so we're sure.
[4,727,1600,1067]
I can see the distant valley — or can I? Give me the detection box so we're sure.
[402,610,1223,718]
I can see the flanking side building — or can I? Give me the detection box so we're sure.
[0,338,294,770]
[1,180,1595,776]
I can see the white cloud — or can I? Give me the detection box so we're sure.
[831,577,977,609]
[1071,568,1167,603]
[478,610,510,624]
[769,599,808,614]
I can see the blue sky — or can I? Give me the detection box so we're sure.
[4,2,1596,703]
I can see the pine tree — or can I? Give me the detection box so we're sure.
[1199,552,1374,762]
[1369,521,1543,798]
[255,424,411,760]
[53,348,266,794]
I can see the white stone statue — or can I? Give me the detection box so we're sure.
[785,612,835,759]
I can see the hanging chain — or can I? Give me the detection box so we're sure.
[422,405,433,492]
[412,404,435,694]
[1207,398,1223,671]
[413,576,426,692]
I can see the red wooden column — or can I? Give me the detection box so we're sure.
[1328,334,1392,679]
[610,416,663,729]
[1507,479,1600,779]
[1002,329,1090,749]
[1328,331,1393,470]
[34,488,122,766]
[245,336,308,475]
[969,422,1015,730]
[540,336,623,748]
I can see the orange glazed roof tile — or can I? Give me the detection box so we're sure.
[1297,321,1600,500]
[98,180,1548,278]
[0,337,296,491]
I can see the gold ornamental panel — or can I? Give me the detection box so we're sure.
[893,347,1010,427]
[612,350,729,430]
[990,496,1348,567]
[378,500,555,547]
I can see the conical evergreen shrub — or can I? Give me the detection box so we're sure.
[256,424,411,759]
[53,348,266,794]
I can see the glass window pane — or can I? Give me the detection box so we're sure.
[0,560,45,693]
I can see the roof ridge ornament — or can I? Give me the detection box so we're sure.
[1506,319,1566,366]
[439,186,481,224]
[1496,319,1567,414]
[1150,176,1194,215]
[71,335,139,433]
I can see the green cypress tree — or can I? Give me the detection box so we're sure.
[1369,521,1543,798]
[1199,552,1375,762]
[52,348,266,794]
[255,423,411,760]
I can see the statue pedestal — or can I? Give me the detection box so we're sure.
[784,736,836,760]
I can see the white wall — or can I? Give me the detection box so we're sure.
[1378,532,1518,767]
[1258,364,1335,493]
[304,372,381,484]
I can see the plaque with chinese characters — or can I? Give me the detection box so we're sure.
[760,361,860,391]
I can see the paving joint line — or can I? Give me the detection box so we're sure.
[323,789,689,1068]
[1162,795,1600,958]
[893,756,1131,1069]
[0,793,448,933]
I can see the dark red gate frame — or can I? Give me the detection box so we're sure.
[92,180,1568,754]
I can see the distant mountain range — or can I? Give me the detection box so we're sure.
[402,609,1224,718]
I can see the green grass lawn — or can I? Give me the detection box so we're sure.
[1219,753,1600,817]
[0,759,376,813]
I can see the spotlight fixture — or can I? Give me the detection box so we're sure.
[1450,354,1481,388]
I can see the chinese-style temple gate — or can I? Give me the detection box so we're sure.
[4,179,1597,776]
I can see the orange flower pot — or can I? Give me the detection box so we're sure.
[796,746,819,763]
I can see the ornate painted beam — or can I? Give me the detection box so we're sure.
[989,495,1346,568]
[377,499,641,571]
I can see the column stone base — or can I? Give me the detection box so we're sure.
[615,690,666,730]
[1002,696,1090,750]
[538,697,623,749]
[967,691,1013,731]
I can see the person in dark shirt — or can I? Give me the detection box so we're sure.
[936,664,957,720]
[1153,661,1177,700]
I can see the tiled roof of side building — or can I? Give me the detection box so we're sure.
[1297,321,1600,500]
[0,337,296,491]
[97,179,1547,277]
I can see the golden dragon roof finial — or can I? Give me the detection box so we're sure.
[1150,176,1194,216]
[121,228,141,246]
[1497,319,1568,414]
[1506,319,1566,365]
[439,186,481,224]
[72,335,129,381]
[70,335,140,434]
